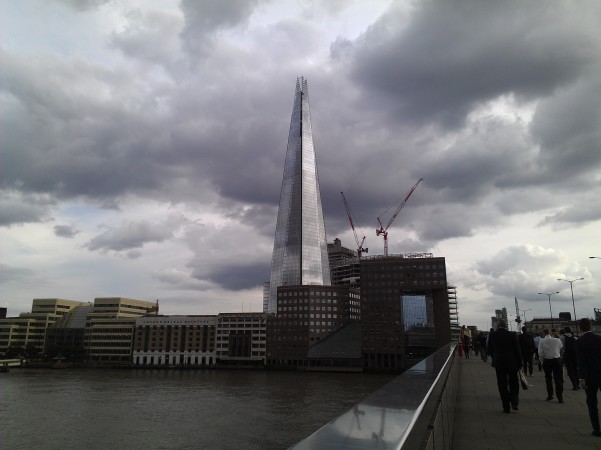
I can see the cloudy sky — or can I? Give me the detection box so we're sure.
[2,0,600,330]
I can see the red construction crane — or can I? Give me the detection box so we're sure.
[376,178,423,256]
[341,191,368,259]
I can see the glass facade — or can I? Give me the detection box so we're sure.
[268,78,331,314]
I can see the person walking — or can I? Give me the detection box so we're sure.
[576,318,601,437]
[518,326,535,376]
[538,328,564,403]
[478,332,488,362]
[463,334,471,359]
[534,332,543,372]
[488,319,522,413]
[562,327,579,390]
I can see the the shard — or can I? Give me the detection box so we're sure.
[267,77,331,314]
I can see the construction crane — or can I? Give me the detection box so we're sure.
[514,297,522,331]
[376,178,423,256]
[341,191,368,259]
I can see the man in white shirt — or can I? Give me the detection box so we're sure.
[538,328,564,403]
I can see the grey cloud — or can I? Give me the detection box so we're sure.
[473,245,585,302]
[85,217,184,252]
[54,224,80,238]
[52,0,110,11]
[340,0,600,128]
[109,10,184,69]
[196,262,270,291]
[0,191,55,226]
[0,263,35,283]
[179,0,262,58]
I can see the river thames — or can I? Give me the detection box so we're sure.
[1,368,394,449]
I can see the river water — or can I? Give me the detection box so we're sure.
[1,368,393,449]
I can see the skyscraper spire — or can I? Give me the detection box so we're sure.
[267,77,331,314]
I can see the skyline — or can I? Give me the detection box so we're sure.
[1,0,600,330]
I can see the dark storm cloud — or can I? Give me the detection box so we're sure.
[54,224,79,238]
[0,191,55,226]
[197,262,270,291]
[85,218,183,252]
[339,0,600,129]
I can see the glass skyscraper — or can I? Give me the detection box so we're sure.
[267,77,331,314]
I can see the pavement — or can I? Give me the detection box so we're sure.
[452,353,601,450]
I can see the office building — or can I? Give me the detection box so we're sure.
[0,298,86,355]
[266,284,360,367]
[267,77,331,314]
[133,315,216,367]
[328,238,361,289]
[360,253,450,371]
[84,297,158,364]
[215,313,268,367]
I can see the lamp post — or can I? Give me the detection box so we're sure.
[538,291,559,329]
[557,277,584,335]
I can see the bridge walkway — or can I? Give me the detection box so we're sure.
[453,353,601,450]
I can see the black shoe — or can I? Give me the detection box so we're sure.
[503,408,510,414]
[546,396,553,401]
[558,398,564,403]
[511,405,518,411]
[591,430,601,437]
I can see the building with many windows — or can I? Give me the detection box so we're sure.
[266,285,360,367]
[133,315,216,367]
[267,77,331,314]
[215,313,268,367]
[0,299,86,356]
[84,297,158,364]
[360,254,450,371]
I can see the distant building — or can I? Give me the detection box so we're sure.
[0,298,86,355]
[45,304,94,357]
[133,315,216,367]
[0,307,7,319]
[266,285,360,367]
[267,77,331,314]
[448,285,460,341]
[360,254,450,372]
[328,238,361,289]
[84,297,158,364]
[215,312,268,367]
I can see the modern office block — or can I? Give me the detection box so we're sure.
[133,315,216,366]
[266,284,360,367]
[267,77,331,314]
[360,254,450,371]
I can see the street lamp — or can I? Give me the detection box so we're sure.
[557,277,584,335]
[538,291,560,329]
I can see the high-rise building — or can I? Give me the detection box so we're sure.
[360,253,450,371]
[267,77,331,313]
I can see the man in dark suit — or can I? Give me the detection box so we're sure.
[576,318,601,437]
[488,319,523,413]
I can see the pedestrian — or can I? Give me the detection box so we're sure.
[487,328,495,367]
[518,326,535,376]
[488,319,522,413]
[576,318,601,437]
[478,332,488,362]
[463,334,471,359]
[534,332,543,372]
[538,328,564,403]
[562,327,579,390]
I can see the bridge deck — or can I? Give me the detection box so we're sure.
[453,354,601,450]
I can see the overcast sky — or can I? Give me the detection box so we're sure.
[2,0,600,330]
